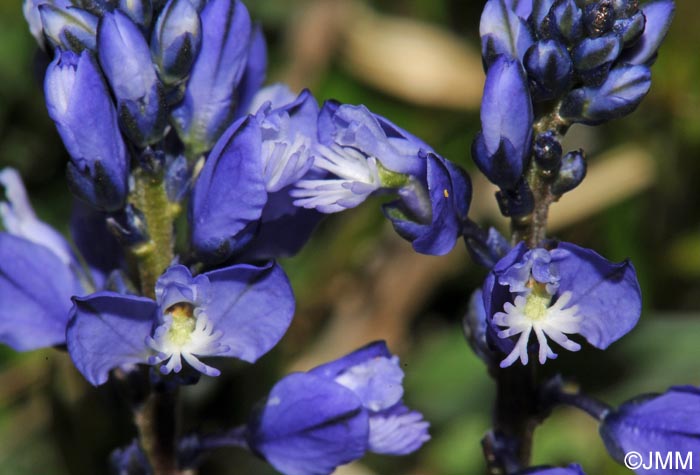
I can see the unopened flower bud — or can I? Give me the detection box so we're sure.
[551,149,586,195]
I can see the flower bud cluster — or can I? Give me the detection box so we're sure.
[473,0,675,215]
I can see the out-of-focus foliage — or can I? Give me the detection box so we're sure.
[1,1,699,474]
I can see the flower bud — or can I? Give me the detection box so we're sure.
[619,0,675,65]
[480,0,534,65]
[533,131,562,171]
[118,0,153,28]
[613,11,646,47]
[24,0,71,48]
[495,179,534,217]
[151,0,202,86]
[551,149,586,195]
[583,0,615,37]
[541,0,583,45]
[472,56,533,189]
[524,39,573,101]
[98,10,168,146]
[559,65,651,124]
[572,34,621,85]
[44,50,129,211]
[39,4,98,52]
[171,0,255,156]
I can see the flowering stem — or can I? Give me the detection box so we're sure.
[491,111,571,472]
[488,363,540,474]
[129,167,177,298]
[128,166,182,474]
[511,110,568,248]
[134,383,181,475]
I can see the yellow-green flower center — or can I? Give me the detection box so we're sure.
[523,283,553,322]
[166,303,196,346]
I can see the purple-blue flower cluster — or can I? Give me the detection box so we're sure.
[6,0,442,472]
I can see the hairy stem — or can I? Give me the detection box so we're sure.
[128,166,181,474]
[129,167,177,298]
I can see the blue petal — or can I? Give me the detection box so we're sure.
[203,261,294,363]
[524,39,573,101]
[531,0,556,28]
[237,189,325,260]
[66,292,156,386]
[190,116,267,263]
[480,0,534,64]
[236,24,267,118]
[318,102,429,177]
[556,242,641,349]
[1,167,75,267]
[155,265,210,311]
[44,50,129,211]
[151,0,203,85]
[600,386,700,472]
[368,404,430,455]
[543,0,583,45]
[0,234,83,351]
[247,83,298,116]
[98,10,167,146]
[475,55,533,189]
[171,0,253,155]
[332,355,404,412]
[572,34,621,82]
[620,0,675,65]
[24,0,72,48]
[39,4,98,52]
[559,65,651,124]
[309,341,393,380]
[247,372,369,475]
[384,153,471,256]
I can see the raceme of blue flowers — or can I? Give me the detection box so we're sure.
[1,0,684,474]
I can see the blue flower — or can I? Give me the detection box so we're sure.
[291,101,430,213]
[481,242,641,367]
[66,262,294,385]
[246,341,429,475]
[190,88,320,263]
[44,49,129,211]
[0,168,88,351]
[383,151,471,255]
[600,386,700,475]
[291,101,471,255]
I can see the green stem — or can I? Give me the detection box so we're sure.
[129,168,179,298]
[127,166,182,474]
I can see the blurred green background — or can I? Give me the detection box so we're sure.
[1,1,700,474]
